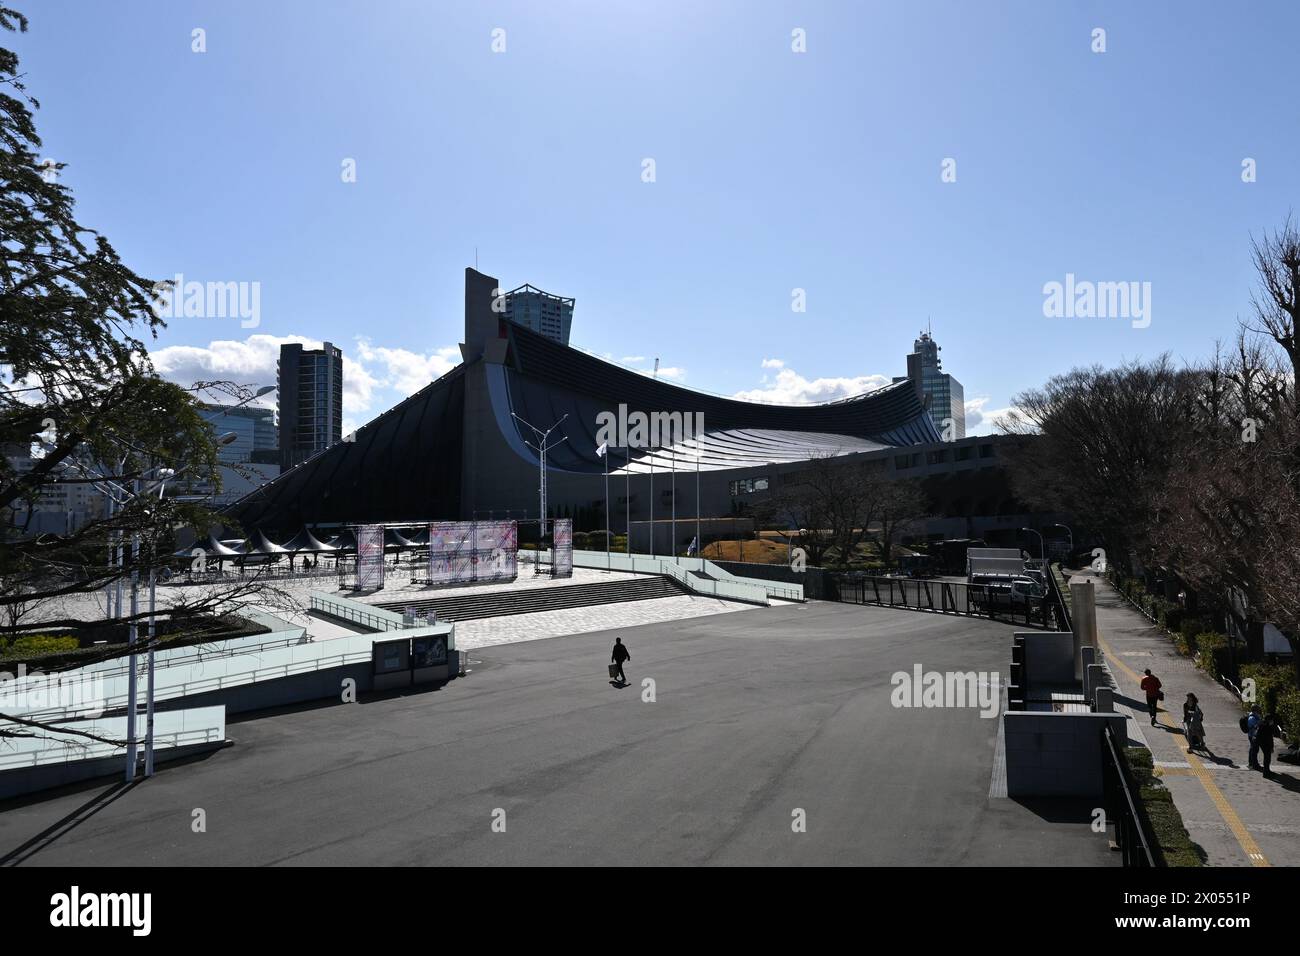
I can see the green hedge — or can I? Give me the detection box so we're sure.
[1239,663,1300,745]
[1124,746,1205,867]
[0,633,79,659]
[1192,632,1227,678]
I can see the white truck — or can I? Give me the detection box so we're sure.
[966,547,1029,581]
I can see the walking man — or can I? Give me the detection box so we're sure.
[1246,704,1263,770]
[610,637,630,686]
[1259,712,1279,776]
[1182,692,1206,754]
[1139,669,1163,726]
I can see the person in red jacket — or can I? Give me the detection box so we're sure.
[1139,669,1162,726]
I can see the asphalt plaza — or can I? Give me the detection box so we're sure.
[0,602,1115,866]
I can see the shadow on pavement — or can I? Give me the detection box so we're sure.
[1009,796,1101,825]
[0,779,141,867]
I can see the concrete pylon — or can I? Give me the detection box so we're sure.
[1070,579,1097,682]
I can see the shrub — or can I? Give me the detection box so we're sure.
[0,633,79,657]
[1124,747,1204,867]
[1193,632,1227,679]
[1240,663,1300,745]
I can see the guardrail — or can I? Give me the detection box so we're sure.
[831,575,1060,629]
[0,705,227,771]
[563,550,801,604]
[1101,723,1159,867]
[310,592,409,631]
[1048,563,1074,635]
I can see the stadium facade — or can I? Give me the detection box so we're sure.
[225,269,1042,550]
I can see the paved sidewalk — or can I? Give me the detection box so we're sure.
[1079,571,1300,867]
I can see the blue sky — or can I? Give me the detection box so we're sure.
[13,0,1299,433]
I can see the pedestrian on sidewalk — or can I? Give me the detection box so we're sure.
[1246,704,1264,770]
[1182,693,1207,754]
[610,636,630,685]
[1140,669,1163,726]
[1258,712,1279,776]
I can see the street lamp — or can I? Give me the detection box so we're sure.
[511,412,567,574]
[1047,523,1073,561]
[1020,527,1045,564]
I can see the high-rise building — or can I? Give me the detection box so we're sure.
[895,329,965,440]
[502,283,574,345]
[278,342,344,469]
[179,403,283,506]
[2,443,105,535]
[200,404,278,463]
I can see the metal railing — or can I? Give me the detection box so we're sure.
[1100,724,1159,867]
[1048,563,1074,634]
[831,575,1060,629]
[310,592,408,631]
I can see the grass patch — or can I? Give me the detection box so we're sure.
[701,538,790,564]
[0,633,79,658]
[1124,746,1206,867]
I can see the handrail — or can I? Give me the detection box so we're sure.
[832,574,1054,628]
[1101,723,1159,867]
[1048,563,1073,634]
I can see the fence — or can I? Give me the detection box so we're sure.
[830,575,1061,629]
[1047,563,1074,634]
[310,592,409,631]
[1100,724,1159,867]
[558,550,802,604]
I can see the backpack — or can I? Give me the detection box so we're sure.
[1239,715,1251,734]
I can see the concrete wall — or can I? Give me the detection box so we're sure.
[0,740,230,803]
[1003,711,1127,797]
[1020,630,1075,688]
[155,652,461,718]
[713,560,837,601]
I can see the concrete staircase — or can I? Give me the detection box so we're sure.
[377,575,689,622]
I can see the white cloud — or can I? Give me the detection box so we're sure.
[733,362,892,404]
[639,365,686,382]
[150,332,458,419]
[354,339,460,397]
[964,396,1018,434]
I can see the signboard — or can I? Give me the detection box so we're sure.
[427,519,518,585]
[354,524,385,591]
[553,518,573,578]
[412,633,448,667]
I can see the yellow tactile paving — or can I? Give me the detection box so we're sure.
[1096,628,1270,867]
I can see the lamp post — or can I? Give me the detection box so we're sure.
[1021,527,1045,564]
[67,432,238,781]
[1048,523,1073,561]
[511,412,567,574]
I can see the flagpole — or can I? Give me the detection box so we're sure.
[603,446,610,573]
[696,435,701,569]
[671,448,676,565]
[625,447,631,556]
[649,452,655,560]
